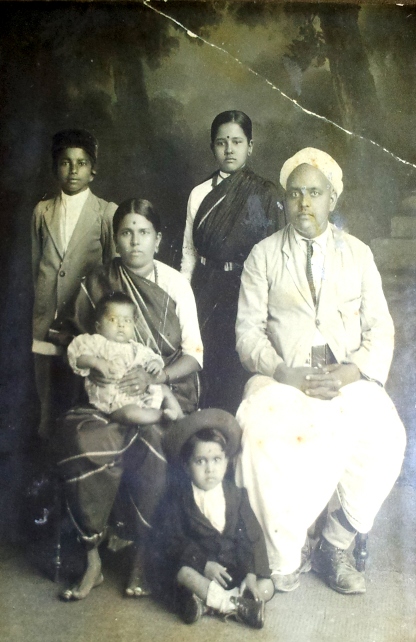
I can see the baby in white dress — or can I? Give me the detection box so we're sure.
[67,292,183,424]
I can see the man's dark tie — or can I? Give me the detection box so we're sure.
[305,239,317,306]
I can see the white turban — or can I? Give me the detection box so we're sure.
[280,147,343,197]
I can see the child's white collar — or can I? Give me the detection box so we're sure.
[192,482,226,533]
[60,187,90,206]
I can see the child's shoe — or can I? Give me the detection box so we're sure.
[176,586,204,624]
[231,596,265,629]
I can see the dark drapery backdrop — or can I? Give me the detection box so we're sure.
[1,1,416,537]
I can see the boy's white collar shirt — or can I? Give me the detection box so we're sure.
[192,482,226,533]
[60,188,90,252]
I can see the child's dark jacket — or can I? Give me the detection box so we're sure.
[159,478,270,580]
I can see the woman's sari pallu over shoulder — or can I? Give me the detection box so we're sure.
[192,167,282,266]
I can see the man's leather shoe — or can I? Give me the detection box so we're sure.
[312,538,366,594]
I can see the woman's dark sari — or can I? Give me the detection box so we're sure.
[191,167,283,414]
[193,167,283,266]
[51,258,198,546]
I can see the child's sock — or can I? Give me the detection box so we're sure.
[206,581,240,614]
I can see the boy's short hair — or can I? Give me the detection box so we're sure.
[51,129,98,175]
[95,292,136,323]
[181,428,229,465]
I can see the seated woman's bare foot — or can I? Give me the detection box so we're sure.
[163,407,180,421]
[60,547,103,601]
[125,547,152,597]
[161,386,184,421]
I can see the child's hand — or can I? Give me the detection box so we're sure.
[204,561,232,588]
[240,573,261,602]
[145,360,164,377]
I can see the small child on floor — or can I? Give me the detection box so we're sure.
[160,409,274,629]
[67,291,183,424]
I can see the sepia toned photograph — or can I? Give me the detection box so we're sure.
[0,1,415,640]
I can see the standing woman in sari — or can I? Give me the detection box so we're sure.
[53,198,202,601]
[181,110,284,414]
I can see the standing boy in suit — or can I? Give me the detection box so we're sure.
[235,148,406,596]
[32,129,117,438]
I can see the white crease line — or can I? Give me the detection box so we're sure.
[143,0,416,171]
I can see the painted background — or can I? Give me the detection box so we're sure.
[1,1,416,535]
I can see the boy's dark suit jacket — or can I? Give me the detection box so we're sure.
[158,477,270,586]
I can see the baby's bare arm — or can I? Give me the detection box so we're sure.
[76,355,116,380]
[77,354,103,371]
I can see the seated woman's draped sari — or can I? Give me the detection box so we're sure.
[51,258,199,546]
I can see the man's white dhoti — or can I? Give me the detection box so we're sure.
[235,375,406,575]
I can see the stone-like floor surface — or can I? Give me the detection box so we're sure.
[1,482,415,642]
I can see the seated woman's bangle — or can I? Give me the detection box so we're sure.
[163,369,171,385]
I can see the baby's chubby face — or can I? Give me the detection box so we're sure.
[96,302,135,343]
[187,440,228,491]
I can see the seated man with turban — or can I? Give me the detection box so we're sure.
[235,147,406,595]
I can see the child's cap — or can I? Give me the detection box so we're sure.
[163,408,242,461]
[51,129,98,165]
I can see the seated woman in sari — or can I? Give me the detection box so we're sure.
[181,110,284,414]
[52,198,203,601]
